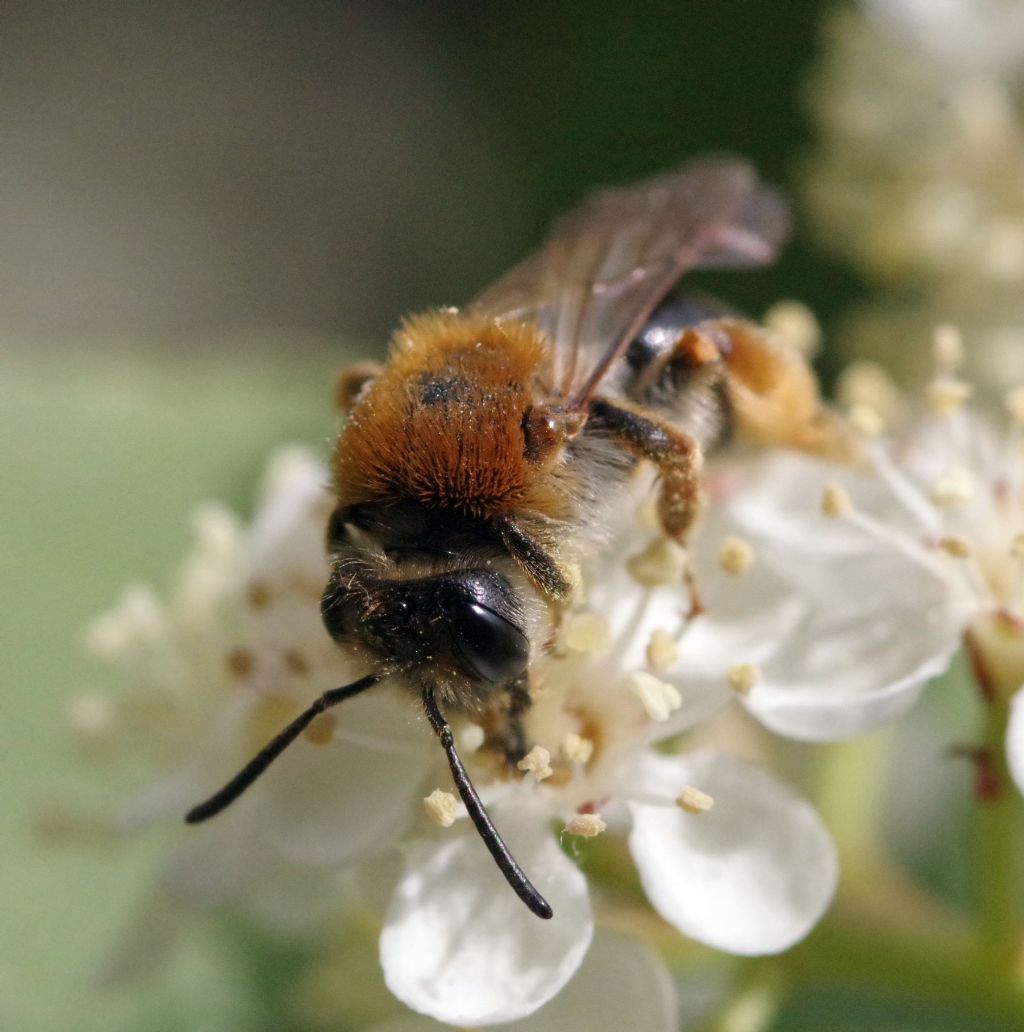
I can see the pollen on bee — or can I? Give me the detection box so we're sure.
[646,628,679,672]
[822,482,852,518]
[628,671,683,722]
[930,466,975,507]
[562,732,594,766]
[718,536,756,576]
[677,786,715,814]
[563,611,611,654]
[565,813,607,838]
[423,789,460,828]
[517,745,554,781]
[727,662,760,696]
[627,537,688,588]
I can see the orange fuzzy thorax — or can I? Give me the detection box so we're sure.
[333,311,570,521]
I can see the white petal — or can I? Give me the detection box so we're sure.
[723,453,962,740]
[380,805,593,1026]
[628,750,837,955]
[1006,687,1024,796]
[371,932,676,1032]
[259,691,433,867]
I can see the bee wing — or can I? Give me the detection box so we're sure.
[469,157,789,409]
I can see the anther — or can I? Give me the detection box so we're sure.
[562,732,594,766]
[629,671,683,722]
[727,662,760,696]
[627,537,688,588]
[718,536,756,576]
[563,611,611,654]
[646,628,679,672]
[763,299,821,358]
[1005,387,1024,425]
[822,482,852,518]
[938,535,973,559]
[517,745,554,781]
[930,466,975,507]
[677,786,715,814]
[926,378,972,414]
[565,813,607,838]
[423,788,459,827]
[932,325,965,373]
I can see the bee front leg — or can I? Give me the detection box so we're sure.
[588,397,704,543]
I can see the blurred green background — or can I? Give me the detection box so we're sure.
[5,2,977,1030]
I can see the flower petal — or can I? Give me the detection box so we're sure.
[628,750,837,955]
[723,453,962,740]
[371,931,676,1032]
[380,804,593,1026]
[1006,687,1024,796]
[260,691,433,867]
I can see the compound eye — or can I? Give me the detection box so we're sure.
[449,601,530,684]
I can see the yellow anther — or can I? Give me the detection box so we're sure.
[822,482,852,518]
[563,611,611,654]
[629,671,683,722]
[727,662,760,696]
[517,745,554,781]
[646,628,679,672]
[677,786,715,814]
[423,789,459,828]
[848,403,886,438]
[763,300,821,358]
[938,535,973,559]
[565,813,607,838]
[627,537,688,588]
[930,467,975,507]
[718,536,756,576]
[1005,386,1024,425]
[932,324,965,373]
[926,378,973,414]
[562,732,594,766]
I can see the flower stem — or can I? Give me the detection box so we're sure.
[973,696,1021,971]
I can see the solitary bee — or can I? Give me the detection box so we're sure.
[187,158,849,919]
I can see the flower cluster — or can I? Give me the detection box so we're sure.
[804,0,1024,387]
[77,442,844,1027]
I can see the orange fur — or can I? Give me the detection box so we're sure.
[333,311,573,521]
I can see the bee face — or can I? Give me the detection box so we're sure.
[321,505,532,705]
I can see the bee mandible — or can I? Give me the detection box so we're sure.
[186,157,850,920]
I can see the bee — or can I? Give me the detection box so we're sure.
[186,157,850,919]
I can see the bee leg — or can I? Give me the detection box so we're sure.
[588,397,704,543]
[494,514,574,601]
[333,361,384,411]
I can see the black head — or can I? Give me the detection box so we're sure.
[321,560,530,695]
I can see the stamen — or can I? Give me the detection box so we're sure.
[821,482,852,518]
[763,299,821,358]
[837,361,904,425]
[930,466,976,507]
[932,324,965,373]
[565,813,607,837]
[1005,387,1024,425]
[727,663,760,696]
[627,537,688,588]
[517,745,554,781]
[646,628,679,672]
[848,404,886,438]
[628,671,683,722]
[863,438,944,536]
[718,536,756,576]
[563,611,611,654]
[927,378,973,414]
[677,786,715,814]
[562,732,594,766]
[423,789,459,828]
[938,535,972,559]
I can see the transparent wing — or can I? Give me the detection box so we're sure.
[469,156,789,409]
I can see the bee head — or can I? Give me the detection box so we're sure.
[321,505,532,699]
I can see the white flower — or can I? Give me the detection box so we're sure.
[709,354,1024,794]
[80,446,839,1025]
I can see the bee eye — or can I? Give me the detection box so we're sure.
[449,601,529,684]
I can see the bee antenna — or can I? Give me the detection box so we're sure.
[421,687,554,920]
[185,671,384,824]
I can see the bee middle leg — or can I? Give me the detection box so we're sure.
[588,397,704,543]
[501,674,532,767]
